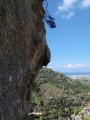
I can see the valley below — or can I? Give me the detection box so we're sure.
[25,67,90,120]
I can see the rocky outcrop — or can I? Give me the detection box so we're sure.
[0,0,50,119]
[72,106,90,120]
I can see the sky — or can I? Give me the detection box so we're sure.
[44,0,90,73]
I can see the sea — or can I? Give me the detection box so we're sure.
[63,72,90,76]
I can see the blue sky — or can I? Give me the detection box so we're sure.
[44,0,90,72]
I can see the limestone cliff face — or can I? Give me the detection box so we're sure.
[0,0,50,119]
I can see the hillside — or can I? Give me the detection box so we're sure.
[27,67,90,120]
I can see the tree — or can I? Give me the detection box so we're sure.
[43,0,56,28]
[52,96,81,120]
[44,15,56,28]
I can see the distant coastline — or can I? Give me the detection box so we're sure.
[63,72,90,80]
[63,72,90,76]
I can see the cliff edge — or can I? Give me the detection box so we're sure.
[0,0,50,119]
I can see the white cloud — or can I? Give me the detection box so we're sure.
[58,0,78,12]
[65,63,88,68]
[62,12,75,19]
[55,0,90,19]
[67,12,75,19]
[80,0,90,8]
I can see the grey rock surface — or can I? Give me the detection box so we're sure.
[0,0,50,119]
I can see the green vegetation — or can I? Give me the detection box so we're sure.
[85,116,90,120]
[31,0,56,28]
[26,67,90,120]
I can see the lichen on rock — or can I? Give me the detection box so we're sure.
[0,0,50,119]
